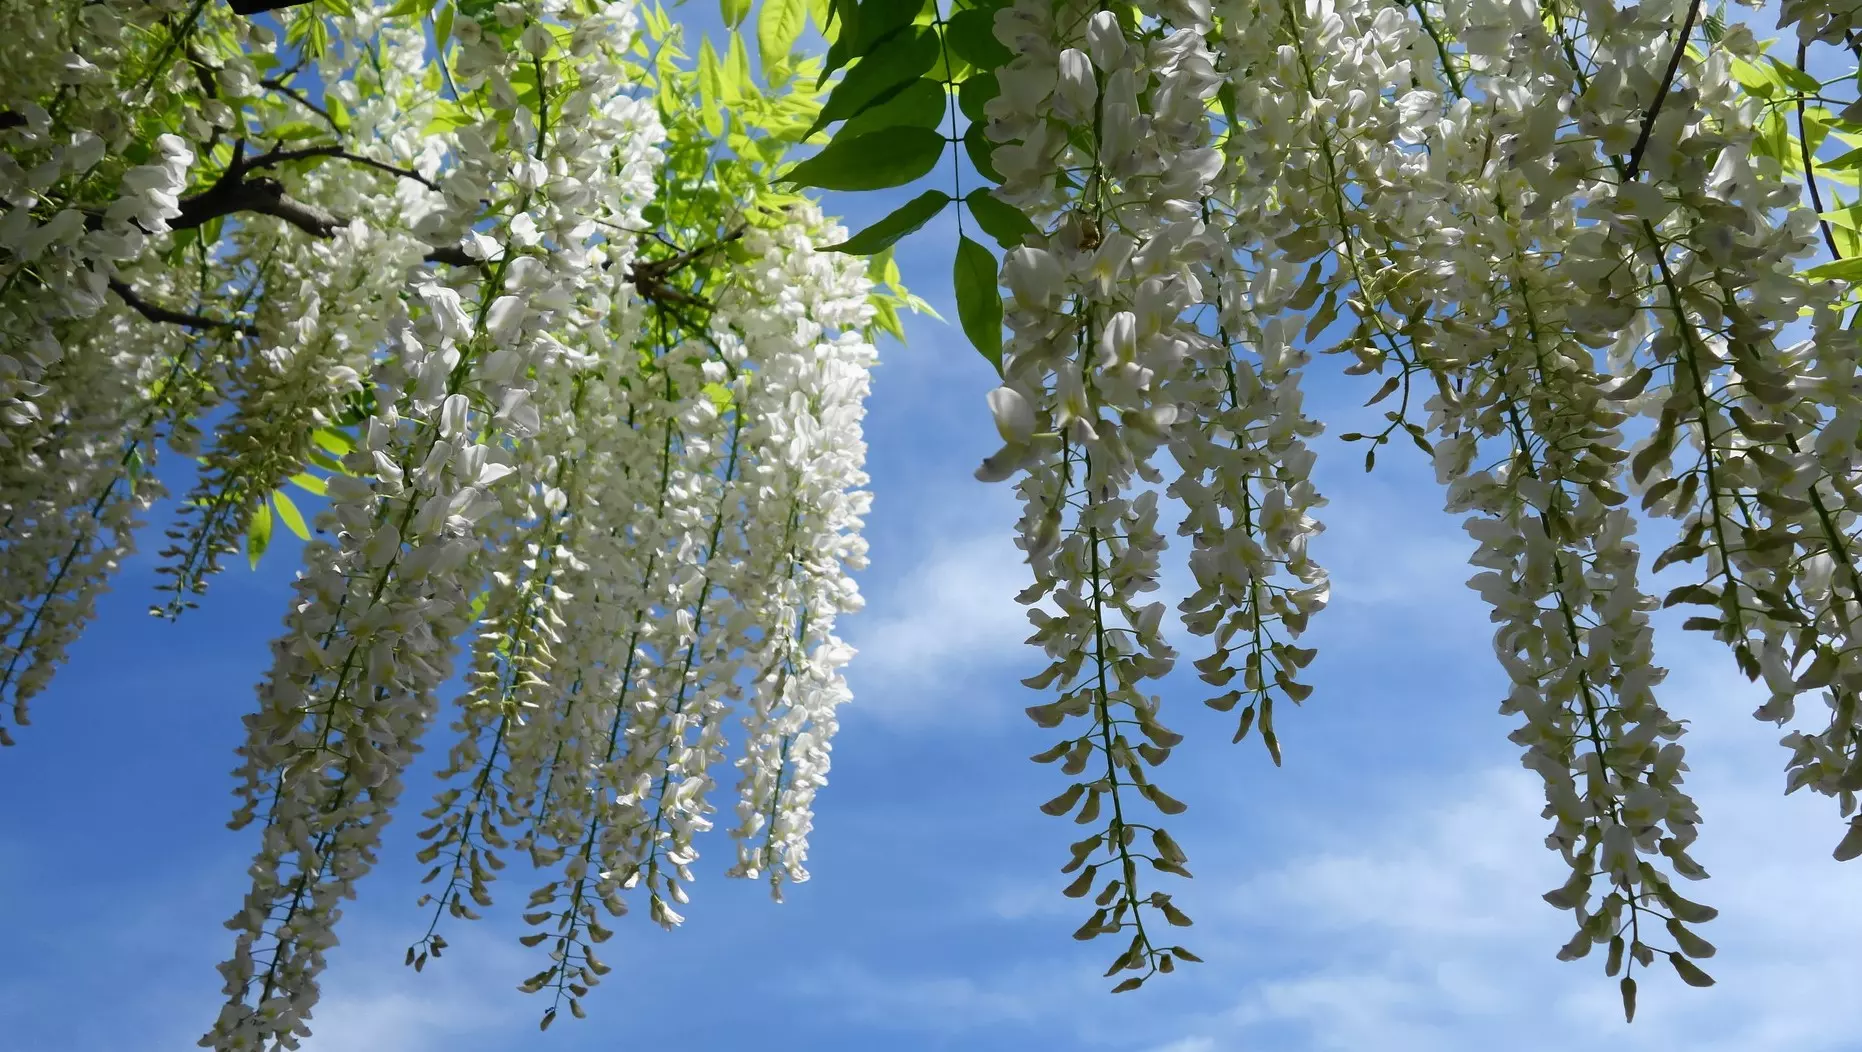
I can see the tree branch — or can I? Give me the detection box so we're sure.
[245,144,442,192]
[423,244,482,267]
[109,277,251,333]
[1623,0,1702,182]
[172,173,346,238]
[259,77,340,134]
[228,0,317,13]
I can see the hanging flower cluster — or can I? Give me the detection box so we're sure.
[11,0,1862,1037]
[3,0,883,1044]
[788,0,1862,1017]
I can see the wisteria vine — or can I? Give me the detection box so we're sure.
[6,0,1862,1042]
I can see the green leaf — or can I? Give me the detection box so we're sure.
[837,77,946,139]
[1803,256,1862,282]
[1822,145,1862,171]
[1769,55,1821,94]
[288,472,328,496]
[782,126,945,190]
[953,235,1003,370]
[821,0,925,83]
[698,38,727,135]
[265,121,331,143]
[312,427,354,456]
[727,29,755,99]
[807,26,940,137]
[701,381,735,410]
[247,501,273,570]
[434,2,455,47]
[944,7,1010,70]
[827,190,950,253]
[963,120,1003,183]
[965,188,1036,249]
[721,0,751,28]
[272,491,310,541]
[807,0,836,36]
[957,71,998,122]
[759,0,807,74]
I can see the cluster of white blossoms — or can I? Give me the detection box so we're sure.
[967,0,1862,1009]
[10,0,1862,1032]
[0,0,202,743]
[981,0,1270,985]
[3,0,877,1044]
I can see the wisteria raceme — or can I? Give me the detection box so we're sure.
[981,0,1234,987]
[12,0,1862,1037]
[943,0,1862,1011]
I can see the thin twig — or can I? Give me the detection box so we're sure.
[1623,0,1703,181]
[260,77,340,133]
[109,277,252,333]
[246,144,442,191]
[1796,41,1842,259]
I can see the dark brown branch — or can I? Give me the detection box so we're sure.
[423,244,482,267]
[259,77,341,134]
[163,140,437,241]
[624,228,746,311]
[228,0,317,14]
[1797,41,1842,260]
[246,144,442,192]
[1623,0,1702,182]
[109,277,251,333]
[172,173,345,237]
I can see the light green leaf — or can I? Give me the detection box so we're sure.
[265,121,330,143]
[759,0,807,75]
[782,126,945,190]
[435,3,455,47]
[698,38,727,135]
[953,235,1002,371]
[806,0,836,38]
[727,29,755,99]
[1803,256,1862,282]
[247,502,273,570]
[1769,55,1821,94]
[289,472,328,496]
[702,381,735,410]
[827,190,950,253]
[721,0,751,28]
[965,188,1036,249]
[312,427,353,456]
[272,491,310,541]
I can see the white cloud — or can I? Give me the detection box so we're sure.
[1176,654,1862,1052]
[1140,1038,1217,1052]
[845,528,1034,718]
[302,926,535,1052]
[789,958,1080,1031]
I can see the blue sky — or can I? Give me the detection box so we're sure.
[5,8,1862,1052]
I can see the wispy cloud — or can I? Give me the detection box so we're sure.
[845,521,1036,721]
[789,958,1085,1032]
[1169,655,1862,1052]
